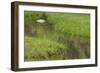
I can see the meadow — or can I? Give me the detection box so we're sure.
[24,11,90,61]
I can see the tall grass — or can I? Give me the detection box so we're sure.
[25,36,65,61]
[24,11,90,61]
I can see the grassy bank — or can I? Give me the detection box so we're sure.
[24,11,90,61]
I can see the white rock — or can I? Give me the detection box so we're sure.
[36,19,46,23]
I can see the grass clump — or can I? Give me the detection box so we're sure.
[25,36,66,61]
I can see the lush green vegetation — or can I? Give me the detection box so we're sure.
[24,11,90,61]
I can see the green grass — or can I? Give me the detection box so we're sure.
[46,12,90,37]
[25,36,65,61]
[24,11,90,61]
